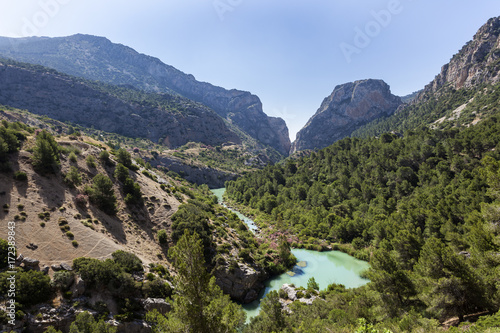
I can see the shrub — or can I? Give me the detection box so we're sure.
[13,171,27,181]
[239,248,252,262]
[143,279,172,299]
[74,194,88,208]
[99,150,111,166]
[72,241,79,247]
[86,155,96,168]
[52,271,75,290]
[116,148,132,168]
[68,151,77,162]
[0,239,8,269]
[0,269,51,306]
[157,229,168,245]
[112,250,143,273]
[114,163,129,182]
[65,166,82,188]
[66,231,74,239]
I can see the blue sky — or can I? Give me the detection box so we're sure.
[0,1,498,140]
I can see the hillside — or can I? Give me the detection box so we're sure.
[0,114,298,331]
[0,58,283,185]
[0,34,291,156]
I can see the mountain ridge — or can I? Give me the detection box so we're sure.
[0,34,291,155]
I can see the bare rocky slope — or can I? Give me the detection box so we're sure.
[0,34,291,155]
[290,79,402,153]
[0,116,268,332]
[415,16,500,102]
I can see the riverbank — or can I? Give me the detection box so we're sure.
[210,188,370,321]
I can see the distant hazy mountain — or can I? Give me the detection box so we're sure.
[0,34,291,155]
[290,79,402,153]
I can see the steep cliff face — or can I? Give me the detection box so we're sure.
[417,16,500,101]
[291,79,402,153]
[0,34,291,155]
[0,61,239,148]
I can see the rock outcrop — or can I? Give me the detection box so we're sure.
[291,79,402,153]
[0,34,291,155]
[0,60,239,149]
[142,298,171,315]
[278,284,321,313]
[213,262,267,303]
[150,154,238,188]
[416,16,500,103]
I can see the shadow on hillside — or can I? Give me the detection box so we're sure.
[0,173,13,223]
[0,152,27,223]
[32,171,66,209]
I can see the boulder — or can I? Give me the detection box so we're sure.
[60,263,73,271]
[22,257,40,268]
[70,276,86,298]
[142,298,171,315]
[213,262,266,303]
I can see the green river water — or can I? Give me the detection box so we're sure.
[210,188,370,320]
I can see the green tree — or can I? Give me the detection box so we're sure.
[278,234,295,267]
[32,130,60,173]
[307,277,319,291]
[99,150,111,166]
[146,231,245,332]
[116,148,132,168]
[87,173,116,214]
[68,311,116,333]
[64,166,82,188]
[244,290,285,333]
[0,238,8,269]
[367,248,416,313]
[413,237,489,321]
[114,163,129,182]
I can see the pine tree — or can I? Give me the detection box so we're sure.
[32,130,60,173]
[146,230,245,332]
[86,173,116,214]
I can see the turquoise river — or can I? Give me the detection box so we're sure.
[211,188,370,320]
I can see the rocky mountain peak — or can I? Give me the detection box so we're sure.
[290,79,402,153]
[417,16,500,102]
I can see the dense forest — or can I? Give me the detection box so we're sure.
[227,115,500,331]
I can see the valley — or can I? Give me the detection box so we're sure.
[0,14,500,333]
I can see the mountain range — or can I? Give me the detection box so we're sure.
[0,34,291,156]
[0,17,498,167]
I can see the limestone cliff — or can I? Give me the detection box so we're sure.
[0,34,291,155]
[416,16,500,102]
[290,79,402,153]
